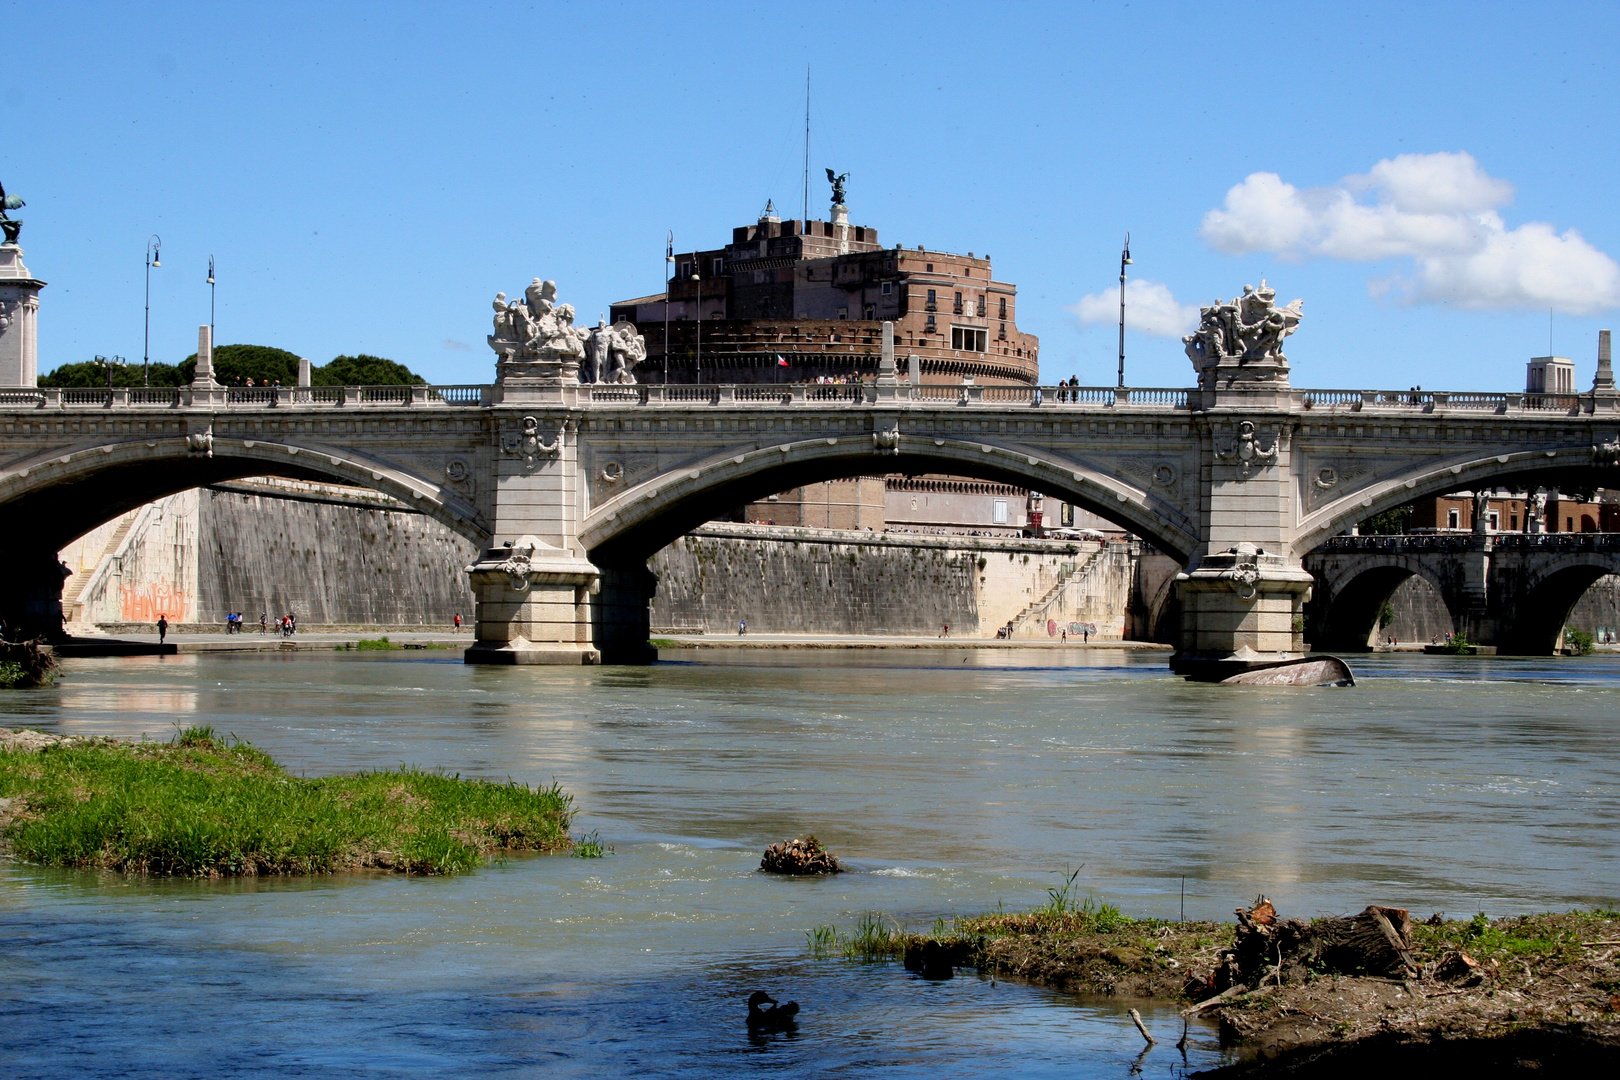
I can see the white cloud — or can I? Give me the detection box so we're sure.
[1199,152,1620,314]
[1069,278,1199,337]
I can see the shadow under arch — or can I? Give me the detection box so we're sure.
[0,437,489,636]
[1501,558,1619,655]
[582,437,1197,566]
[1305,560,1454,653]
[1294,448,1620,557]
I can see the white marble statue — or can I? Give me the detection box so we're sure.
[1183,280,1303,383]
[488,278,586,363]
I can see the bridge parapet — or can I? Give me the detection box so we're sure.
[0,384,494,410]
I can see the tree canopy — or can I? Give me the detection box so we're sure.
[38,359,184,387]
[40,346,425,388]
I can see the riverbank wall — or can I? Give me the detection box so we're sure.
[650,523,1145,638]
[61,485,1153,638]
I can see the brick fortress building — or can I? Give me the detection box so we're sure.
[610,200,1039,387]
[610,193,1065,532]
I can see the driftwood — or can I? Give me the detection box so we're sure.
[759,835,841,875]
[1222,897,1417,988]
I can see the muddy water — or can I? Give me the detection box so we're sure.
[4,648,1619,1077]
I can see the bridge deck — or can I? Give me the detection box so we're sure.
[0,383,1610,416]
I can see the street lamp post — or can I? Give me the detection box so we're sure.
[143,236,161,387]
[693,260,702,384]
[664,231,673,384]
[1117,233,1132,389]
[207,255,215,341]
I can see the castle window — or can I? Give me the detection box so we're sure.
[951,327,987,352]
[926,263,933,272]
[926,289,937,310]
[863,304,875,319]
[976,296,986,316]
[999,321,1007,339]
[1447,509,1460,530]
[678,261,692,279]
[712,258,724,276]
[881,281,892,295]
[999,297,1007,318]
[926,314,936,331]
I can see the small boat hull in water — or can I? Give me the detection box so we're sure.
[1219,656,1355,687]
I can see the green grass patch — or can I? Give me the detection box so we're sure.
[572,829,613,857]
[0,726,574,876]
[648,638,680,649]
[807,912,908,959]
[354,637,400,651]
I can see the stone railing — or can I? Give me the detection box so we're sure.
[1295,388,1607,415]
[583,383,1193,409]
[0,384,494,410]
[1,380,1610,416]
[1316,532,1620,554]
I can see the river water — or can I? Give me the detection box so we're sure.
[4,648,1619,1077]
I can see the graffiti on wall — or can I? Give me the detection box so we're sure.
[120,578,190,623]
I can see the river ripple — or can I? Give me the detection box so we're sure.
[3,648,1618,1077]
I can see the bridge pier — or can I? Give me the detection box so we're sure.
[1173,544,1313,677]
[593,561,658,664]
[463,538,601,664]
[0,543,70,641]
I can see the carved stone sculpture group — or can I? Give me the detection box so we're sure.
[1183,281,1303,386]
[488,278,645,384]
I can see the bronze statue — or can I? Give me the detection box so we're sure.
[0,179,23,245]
[825,168,848,208]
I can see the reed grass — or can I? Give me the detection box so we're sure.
[0,726,573,876]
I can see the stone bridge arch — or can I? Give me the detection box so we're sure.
[581,435,1197,563]
[1295,446,1620,556]
[576,434,1199,661]
[0,435,489,634]
[1302,548,1458,651]
[1496,552,1620,655]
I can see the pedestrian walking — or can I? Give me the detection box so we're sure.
[453,612,462,632]
[156,613,168,644]
[739,618,747,636]
[259,611,268,634]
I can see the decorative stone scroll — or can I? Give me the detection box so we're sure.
[1593,437,1620,467]
[872,424,900,455]
[1183,280,1303,389]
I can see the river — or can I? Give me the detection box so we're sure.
[4,648,1619,1077]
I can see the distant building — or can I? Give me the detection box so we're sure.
[611,201,1039,386]
[1407,489,1613,534]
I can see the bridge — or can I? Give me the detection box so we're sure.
[3,295,1618,672]
[1305,532,1620,653]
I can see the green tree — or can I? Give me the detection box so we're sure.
[1361,504,1413,535]
[179,344,304,386]
[38,359,184,387]
[314,354,425,386]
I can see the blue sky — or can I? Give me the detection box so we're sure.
[7,1,1617,390]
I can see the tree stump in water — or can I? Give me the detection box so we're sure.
[760,835,841,875]
[1226,898,1416,986]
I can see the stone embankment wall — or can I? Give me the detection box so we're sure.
[63,486,1148,637]
[648,523,1142,638]
[69,479,478,629]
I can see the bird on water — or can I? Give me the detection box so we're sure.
[746,991,800,1032]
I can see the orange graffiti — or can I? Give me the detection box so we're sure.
[120,578,190,623]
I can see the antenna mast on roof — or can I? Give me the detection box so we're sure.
[802,66,811,224]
